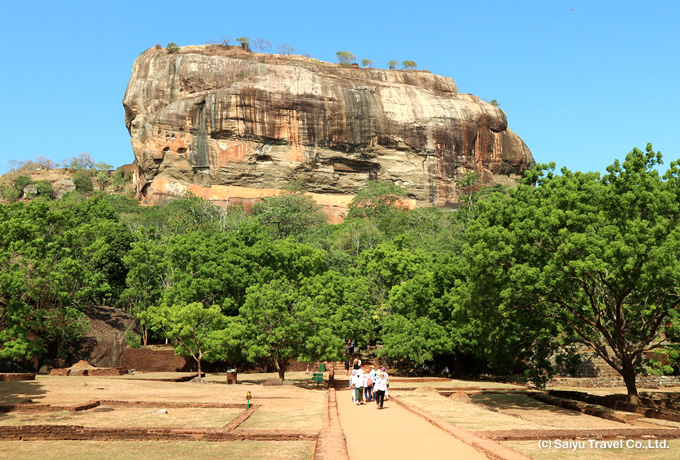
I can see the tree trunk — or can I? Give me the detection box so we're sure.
[196,358,202,382]
[274,359,286,381]
[621,359,640,406]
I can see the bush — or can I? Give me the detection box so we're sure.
[166,43,179,54]
[113,168,132,188]
[13,175,32,191]
[35,180,55,199]
[0,184,22,202]
[73,170,93,192]
[125,329,143,348]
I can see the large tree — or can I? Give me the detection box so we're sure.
[460,145,680,404]
[143,302,241,380]
[239,278,343,380]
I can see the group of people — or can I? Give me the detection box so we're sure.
[349,363,389,409]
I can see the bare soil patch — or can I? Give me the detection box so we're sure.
[503,440,680,459]
[0,440,313,460]
[0,407,243,428]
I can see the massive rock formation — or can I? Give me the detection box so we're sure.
[123,46,533,221]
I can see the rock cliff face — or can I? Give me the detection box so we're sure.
[123,46,534,221]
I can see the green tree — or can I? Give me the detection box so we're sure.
[402,60,417,70]
[94,170,111,191]
[252,191,325,240]
[72,170,93,192]
[43,307,89,360]
[34,180,55,199]
[336,51,357,66]
[0,196,129,361]
[387,60,398,70]
[166,43,180,54]
[361,59,374,68]
[143,302,241,380]
[347,181,408,221]
[239,278,343,380]
[460,144,680,404]
[236,37,250,51]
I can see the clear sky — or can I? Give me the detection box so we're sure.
[1,0,678,175]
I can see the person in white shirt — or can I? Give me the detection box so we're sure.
[374,368,388,409]
[352,369,364,405]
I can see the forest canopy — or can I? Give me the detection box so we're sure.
[1,145,679,399]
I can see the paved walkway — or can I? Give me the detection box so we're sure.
[334,376,489,460]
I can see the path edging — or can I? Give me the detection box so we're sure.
[390,395,530,460]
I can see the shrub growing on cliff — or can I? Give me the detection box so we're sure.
[252,38,271,53]
[387,60,398,70]
[402,60,417,70]
[361,59,374,68]
[236,37,250,51]
[277,44,295,56]
[73,170,93,192]
[166,42,179,54]
[34,180,55,199]
[336,51,357,66]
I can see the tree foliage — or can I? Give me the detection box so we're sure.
[361,59,374,68]
[460,144,680,403]
[239,278,343,380]
[236,37,250,51]
[143,302,241,379]
[336,51,357,66]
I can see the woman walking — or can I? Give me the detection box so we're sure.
[374,369,388,409]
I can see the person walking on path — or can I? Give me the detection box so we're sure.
[344,357,350,376]
[374,369,388,409]
[363,368,373,402]
[352,369,365,405]
[381,366,390,400]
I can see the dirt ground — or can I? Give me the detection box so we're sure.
[3,373,680,459]
[0,440,313,460]
[0,372,327,432]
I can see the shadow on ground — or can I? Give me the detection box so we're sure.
[0,381,47,420]
[470,392,581,416]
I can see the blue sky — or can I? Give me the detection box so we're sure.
[1,0,678,175]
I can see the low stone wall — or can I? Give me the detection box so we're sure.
[48,368,128,377]
[0,425,316,442]
[119,348,191,372]
[548,376,680,389]
[0,373,35,381]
